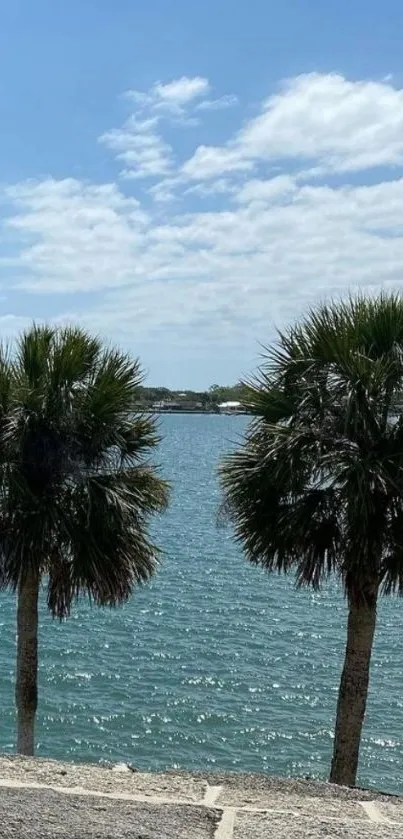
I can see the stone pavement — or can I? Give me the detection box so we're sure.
[0,756,402,838]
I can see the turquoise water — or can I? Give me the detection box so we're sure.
[0,414,403,793]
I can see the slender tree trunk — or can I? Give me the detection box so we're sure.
[329,589,378,786]
[15,569,40,756]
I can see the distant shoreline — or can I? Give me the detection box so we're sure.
[147,408,249,415]
[135,384,250,416]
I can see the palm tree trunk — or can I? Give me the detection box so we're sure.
[329,589,378,786]
[15,569,40,755]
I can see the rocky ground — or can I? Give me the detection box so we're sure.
[0,756,402,838]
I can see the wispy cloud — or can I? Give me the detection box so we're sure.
[148,76,210,113]
[196,94,238,111]
[4,72,403,382]
[100,76,236,180]
[181,146,253,180]
[101,116,174,180]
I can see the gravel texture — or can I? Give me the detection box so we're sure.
[0,757,205,802]
[0,757,402,838]
[377,800,403,822]
[0,787,219,839]
[233,813,403,839]
[216,789,367,817]
[192,770,398,802]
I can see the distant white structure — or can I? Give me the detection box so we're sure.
[218,401,242,414]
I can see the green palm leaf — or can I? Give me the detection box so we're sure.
[220,293,403,787]
[0,325,169,755]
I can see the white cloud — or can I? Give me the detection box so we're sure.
[237,73,403,172]
[196,94,238,111]
[4,179,150,291]
[5,173,403,330]
[181,146,253,180]
[182,73,403,181]
[151,76,210,110]
[126,76,210,113]
[101,76,236,180]
[236,175,297,204]
[100,116,173,180]
[183,178,237,198]
[4,72,403,384]
[147,177,182,203]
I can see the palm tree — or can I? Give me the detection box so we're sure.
[0,325,169,756]
[220,294,403,787]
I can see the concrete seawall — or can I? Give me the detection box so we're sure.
[0,755,402,837]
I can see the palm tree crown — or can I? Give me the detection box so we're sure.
[221,294,403,595]
[0,325,169,756]
[220,294,403,785]
[0,325,168,613]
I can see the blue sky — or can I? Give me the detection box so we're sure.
[1,1,403,387]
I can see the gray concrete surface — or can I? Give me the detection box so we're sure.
[233,813,403,839]
[0,756,402,838]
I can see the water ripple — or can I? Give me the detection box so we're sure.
[0,415,402,794]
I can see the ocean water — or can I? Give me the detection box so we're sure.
[0,413,403,794]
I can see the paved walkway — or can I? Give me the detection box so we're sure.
[0,756,402,837]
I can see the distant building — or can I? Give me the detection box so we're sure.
[153,400,171,410]
[217,401,242,414]
[152,399,204,412]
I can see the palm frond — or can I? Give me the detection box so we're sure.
[220,293,403,600]
[0,324,169,613]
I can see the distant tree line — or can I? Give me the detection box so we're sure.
[135,382,251,410]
